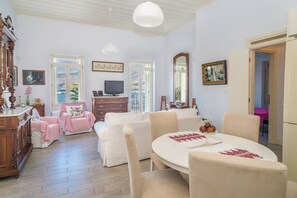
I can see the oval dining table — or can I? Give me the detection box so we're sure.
[152,131,278,174]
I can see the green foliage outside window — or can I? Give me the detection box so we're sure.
[175,87,181,101]
[70,83,79,101]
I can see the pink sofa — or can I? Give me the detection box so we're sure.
[59,102,95,135]
[31,116,61,148]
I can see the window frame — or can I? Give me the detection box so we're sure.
[50,55,84,109]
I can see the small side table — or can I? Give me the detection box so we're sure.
[31,103,45,116]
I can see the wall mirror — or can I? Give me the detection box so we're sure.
[173,53,189,106]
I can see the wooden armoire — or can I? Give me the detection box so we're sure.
[0,14,33,179]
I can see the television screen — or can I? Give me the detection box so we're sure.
[104,80,124,96]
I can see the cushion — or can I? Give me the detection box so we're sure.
[142,112,150,121]
[169,108,198,118]
[65,104,84,117]
[32,108,41,121]
[105,112,143,125]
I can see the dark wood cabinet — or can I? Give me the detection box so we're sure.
[0,107,33,179]
[0,14,32,179]
[92,97,128,121]
[0,14,17,110]
[31,103,45,116]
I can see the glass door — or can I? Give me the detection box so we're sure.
[130,61,153,112]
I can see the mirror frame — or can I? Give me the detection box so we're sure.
[173,53,189,106]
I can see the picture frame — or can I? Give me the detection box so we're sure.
[93,91,99,96]
[92,61,124,73]
[1,98,9,111]
[13,66,18,86]
[98,90,103,96]
[202,60,227,85]
[22,70,45,85]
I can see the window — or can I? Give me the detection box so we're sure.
[51,55,83,107]
[130,60,153,112]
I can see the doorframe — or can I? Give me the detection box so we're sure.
[248,30,286,144]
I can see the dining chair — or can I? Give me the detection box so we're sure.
[222,112,260,142]
[149,111,179,170]
[123,124,189,198]
[189,151,297,198]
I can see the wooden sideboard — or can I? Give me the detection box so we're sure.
[31,103,45,116]
[92,97,128,121]
[0,107,33,179]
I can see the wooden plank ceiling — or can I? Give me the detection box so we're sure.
[10,0,213,35]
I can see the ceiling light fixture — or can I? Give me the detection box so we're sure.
[102,7,119,55]
[133,1,164,28]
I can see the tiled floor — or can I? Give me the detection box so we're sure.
[0,131,282,198]
[0,132,149,198]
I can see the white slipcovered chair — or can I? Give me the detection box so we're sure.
[123,124,189,198]
[222,112,260,142]
[189,151,297,198]
[94,109,203,167]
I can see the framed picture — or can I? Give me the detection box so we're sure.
[93,90,99,96]
[92,61,124,73]
[13,66,18,86]
[1,98,9,111]
[98,90,103,96]
[202,60,227,85]
[22,70,45,85]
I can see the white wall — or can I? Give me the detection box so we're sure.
[164,21,196,105]
[194,0,297,130]
[15,15,166,114]
[254,52,270,108]
[0,0,16,21]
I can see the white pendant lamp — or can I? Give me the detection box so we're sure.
[102,42,119,55]
[133,1,164,28]
[102,7,119,55]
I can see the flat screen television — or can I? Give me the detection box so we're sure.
[104,80,124,96]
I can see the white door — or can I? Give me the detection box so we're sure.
[283,123,297,182]
[129,61,153,112]
[228,50,250,113]
[283,39,297,124]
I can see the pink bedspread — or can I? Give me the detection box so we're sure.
[59,111,95,133]
[254,108,268,124]
[31,117,61,144]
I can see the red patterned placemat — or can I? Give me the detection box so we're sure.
[219,148,262,159]
[169,133,206,142]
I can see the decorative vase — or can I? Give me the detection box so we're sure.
[26,95,30,105]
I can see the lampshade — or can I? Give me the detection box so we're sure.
[133,1,164,27]
[102,6,119,55]
[102,42,119,55]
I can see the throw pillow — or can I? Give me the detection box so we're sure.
[65,105,84,117]
[32,108,41,121]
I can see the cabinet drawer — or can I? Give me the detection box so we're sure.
[96,103,127,109]
[96,115,105,121]
[96,107,127,114]
[93,97,128,121]
[94,97,128,104]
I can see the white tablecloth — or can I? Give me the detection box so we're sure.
[152,131,278,174]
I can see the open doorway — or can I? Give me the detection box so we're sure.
[251,43,286,146]
[254,52,270,143]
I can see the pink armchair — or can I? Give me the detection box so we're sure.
[59,102,95,135]
[31,116,61,148]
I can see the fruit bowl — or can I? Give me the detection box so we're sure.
[199,122,216,133]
